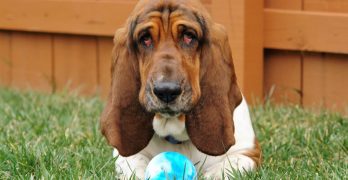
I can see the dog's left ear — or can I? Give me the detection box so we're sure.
[100,26,154,157]
[186,24,242,156]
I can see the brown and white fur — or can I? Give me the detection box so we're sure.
[100,0,261,179]
[113,97,260,179]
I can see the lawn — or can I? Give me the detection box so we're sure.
[0,88,347,179]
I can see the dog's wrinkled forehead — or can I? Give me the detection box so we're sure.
[128,0,208,42]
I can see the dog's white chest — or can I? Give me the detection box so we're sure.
[152,114,189,142]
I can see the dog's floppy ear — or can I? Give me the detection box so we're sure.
[100,27,154,157]
[186,24,242,156]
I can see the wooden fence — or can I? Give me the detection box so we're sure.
[264,0,348,113]
[0,0,347,113]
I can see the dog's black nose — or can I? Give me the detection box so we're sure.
[153,82,182,103]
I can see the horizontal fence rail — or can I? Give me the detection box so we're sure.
[264,9,348,54]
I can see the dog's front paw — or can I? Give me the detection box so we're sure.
[225,154,255,172]
[203,163,226,180]
[114,149,149,179]
[203,155,256,179]
[115,160,147,179]
[115,162,147,179]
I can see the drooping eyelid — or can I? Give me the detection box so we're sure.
[138,30,151,41]
[133,22,155,41]
[172,21,203,40]
[183,29,198,39]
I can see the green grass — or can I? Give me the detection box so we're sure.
[0,88,347,179]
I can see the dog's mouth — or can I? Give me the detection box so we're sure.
[144,97,192,114]
[142,84,194,114]
[158,107,180,116]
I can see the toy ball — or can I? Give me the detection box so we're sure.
[145,152,197,180]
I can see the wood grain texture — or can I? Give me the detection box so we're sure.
[212,0,264,101]
[304,0,348,13]
[264,50,302,104]
[264,9,348,54]
[212,0,244,84]
[302,53,325,108]
[303,53,348,113]
[265,0,303,10]
[0,0,213,36]
[0,31,11,86]
[54,35,98,95]
[323,54,348,113]
[0,0,137,36]
[243,0,264,100]
[97,37,113,99]
[11,32,53,92]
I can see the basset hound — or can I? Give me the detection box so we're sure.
[100,0,261,179]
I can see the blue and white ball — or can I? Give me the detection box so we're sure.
[145,152,197,180]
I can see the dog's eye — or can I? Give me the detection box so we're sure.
[140,33,153,48]
[182,31,196,45]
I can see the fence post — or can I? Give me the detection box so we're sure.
[211,0,264,102]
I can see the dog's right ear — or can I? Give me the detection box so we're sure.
[186,24,242,156]
[100,27,154,157]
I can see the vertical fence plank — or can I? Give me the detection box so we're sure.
[243,0,264,100]
[54,35,98,95]
[323,54,348,113]
[265,0,303,10]
[97,37,113,99]
[11,32,53,92]
[303,53,348,113]
[264,0,303,104]
[211,0,264,101]
[214,0,248,91]
[304,0,348,13]
[0,31,11,86]
[303,53,325,108]
[264,50,302,104]
[215,0,244,85]
[302,52,326,109]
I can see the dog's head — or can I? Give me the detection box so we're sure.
[101,0,242,156]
